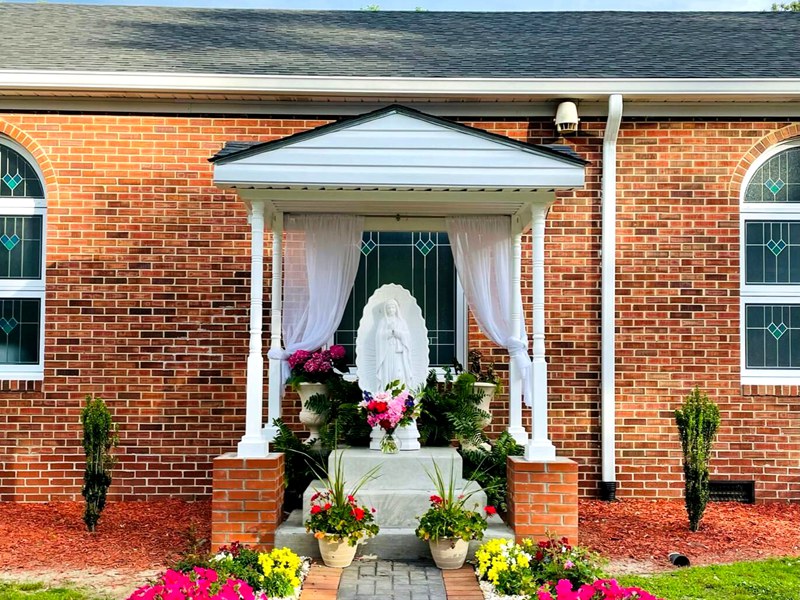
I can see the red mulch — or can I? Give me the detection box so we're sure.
[580,499,800,566]
[0,500,210,572]
[1,499,798,573]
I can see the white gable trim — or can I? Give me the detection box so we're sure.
[213,108,585,195]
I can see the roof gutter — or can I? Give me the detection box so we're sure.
[600,94,623,502]
[1,70,800,97]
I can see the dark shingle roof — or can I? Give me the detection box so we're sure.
[1,6,799,78]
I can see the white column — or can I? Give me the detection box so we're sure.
[238,200,268,457]
[262,211,284,443]
[525,203,557,461]
[507,226,528,445]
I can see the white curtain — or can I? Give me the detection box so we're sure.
[268,214,363,387]
[446,216,531,405]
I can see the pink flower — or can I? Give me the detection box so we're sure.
[329,345,346,360]
[564,560,574,569]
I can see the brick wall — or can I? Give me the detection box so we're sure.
[0,112,797,502]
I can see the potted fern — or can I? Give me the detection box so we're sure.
[415,462,491,569]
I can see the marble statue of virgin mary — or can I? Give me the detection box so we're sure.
[355,284,429,394]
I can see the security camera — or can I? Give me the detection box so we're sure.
[554,101,580,135]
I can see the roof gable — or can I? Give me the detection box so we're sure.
[212,105,586,190]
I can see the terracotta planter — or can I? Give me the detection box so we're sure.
[429,538,469,569]
[318,537,358,568]
[297,382,328,443]
[473,382,497,429]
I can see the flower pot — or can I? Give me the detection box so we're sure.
[318,537,358,568]
[473,382,497,429]
[429,538,469,570]
[297,382,328,443]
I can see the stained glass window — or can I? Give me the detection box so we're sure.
[0,144,44,198]
[744,147,800,203]
[744,220,800,284]
[335,231,458,367]
[0,216,43,279]
[745,304,800,369]
[0,298,40,365]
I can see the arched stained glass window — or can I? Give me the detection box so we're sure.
[0,136,46,380]
[0,144,44,198]
[742,141,800,383]
[744,147,800,203]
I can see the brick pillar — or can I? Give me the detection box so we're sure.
[507,456,579,543]
[212,452,285,550]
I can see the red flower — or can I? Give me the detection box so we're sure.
[535,550,544,561]
[351,507,365,521]
[310,492,320,501]
[371,508,376,513]
[379,419,392,430]
[484,505,497,516]
[375,401,389,413]
[310,505,322,515]
[323,502,332,511]
[430,495,443,504]
[347,495,355,503]
[367,401,378,411]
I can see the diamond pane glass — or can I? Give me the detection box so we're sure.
[0,298,40,364]
[0,216,42,279]
[0,144,44,198]
[745,304,800,368]
[744,221,800,284]
[744,147,800,203]
[335,231,457,367]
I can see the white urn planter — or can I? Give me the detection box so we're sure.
[318,537,358,568]
[473,382,497,429]
[297,382,327,443]
[429,538,469,570]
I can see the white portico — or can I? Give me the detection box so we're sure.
[211,104,586,462]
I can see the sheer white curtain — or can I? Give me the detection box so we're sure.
[446,216,530,404]
[268,214,363,387]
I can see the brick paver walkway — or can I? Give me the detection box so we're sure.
[337,560,447,600]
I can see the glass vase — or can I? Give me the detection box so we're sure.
[380,431,399,454]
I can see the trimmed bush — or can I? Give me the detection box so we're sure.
[675,387,720,532]
[80,394,118,532]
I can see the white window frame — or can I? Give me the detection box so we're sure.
[741,139,800,385]
[332,218,468,382]
[0,136,46,381]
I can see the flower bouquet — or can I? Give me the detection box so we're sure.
[359,383,419,453]
[304,451,380,567]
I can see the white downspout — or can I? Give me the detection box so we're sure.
[601,94,623,500]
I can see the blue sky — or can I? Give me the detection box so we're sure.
[2,0,772,10]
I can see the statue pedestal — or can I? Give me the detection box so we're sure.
[277,447,513,559]
[304,447,489,528]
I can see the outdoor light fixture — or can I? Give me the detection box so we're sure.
[554,101,580,135]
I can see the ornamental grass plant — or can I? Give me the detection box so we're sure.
[414,461,491,543]
[304,450,380,546]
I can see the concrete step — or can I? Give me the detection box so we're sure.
[274,509,514,560]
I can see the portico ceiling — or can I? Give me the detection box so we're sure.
[211,104,586,217]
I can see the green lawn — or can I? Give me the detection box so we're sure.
[619,557,800,600]
[0,582,103,600]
